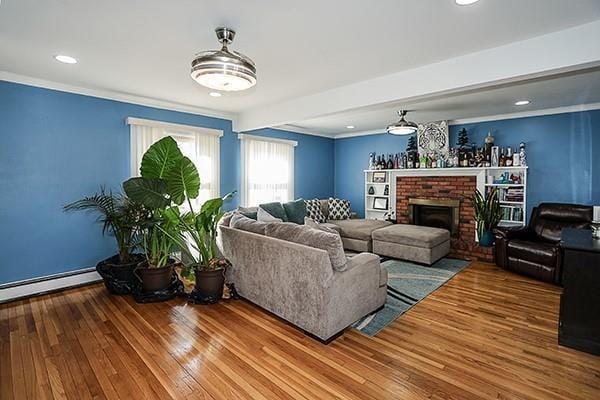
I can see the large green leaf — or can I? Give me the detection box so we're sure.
[123,177,170,209]
[166,156,200,205]
[140,136,183,179]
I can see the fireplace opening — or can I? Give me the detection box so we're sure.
[408,198,460,237]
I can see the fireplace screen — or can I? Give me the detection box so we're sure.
[408,198,460,237]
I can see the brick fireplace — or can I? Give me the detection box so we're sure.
[395,175,493,262]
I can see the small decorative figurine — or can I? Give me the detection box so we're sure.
[384,185,389,196]
[519,142,527,167]
[368,186,375,195]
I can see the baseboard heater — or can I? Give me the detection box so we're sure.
[0,267,102,304]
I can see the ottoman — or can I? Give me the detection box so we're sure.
[372,224,450,265]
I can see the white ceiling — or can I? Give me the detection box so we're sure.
[1,0,600,123]
[291,67,600,137]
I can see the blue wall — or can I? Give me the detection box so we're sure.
[335,110,600,218]
[0,80,334,284]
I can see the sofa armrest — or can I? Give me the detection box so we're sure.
[345,252,380,271]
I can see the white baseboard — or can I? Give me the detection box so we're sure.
[0,269,102,303]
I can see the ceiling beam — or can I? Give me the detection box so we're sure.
[236,20,600,132]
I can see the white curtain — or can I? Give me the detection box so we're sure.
[129,118,221,207]
[240,134,296,206]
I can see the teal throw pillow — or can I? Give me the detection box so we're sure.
[283,198,306,224]
[259,202,289,222]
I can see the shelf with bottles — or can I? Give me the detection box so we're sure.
[499,205,525,225]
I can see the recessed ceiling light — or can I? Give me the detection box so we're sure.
[456,0,480,5]
[346,125,355,129]
[209,92,222,97]
[54,55,77,64]
[515,100,531,106]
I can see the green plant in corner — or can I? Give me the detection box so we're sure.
[64,188,147,264]
[471,188,501,246]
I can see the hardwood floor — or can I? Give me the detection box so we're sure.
[1,262,599,400]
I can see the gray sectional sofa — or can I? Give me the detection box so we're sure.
[218,215,387,342]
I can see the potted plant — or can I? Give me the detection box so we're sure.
[471,188,501,247]
[123,136,233,295]
[135,207,184,292]
[64,189,148,293]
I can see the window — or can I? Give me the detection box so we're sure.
[239,134,297,206]
[128,117,222,207]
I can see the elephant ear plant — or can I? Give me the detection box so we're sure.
[123,136,233,297]
[471,187,501,247]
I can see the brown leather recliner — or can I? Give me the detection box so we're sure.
[494,203,592,285]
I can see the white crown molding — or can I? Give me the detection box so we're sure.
[0,70,237,123]
[334,129,386,139]
[331,102,600,139]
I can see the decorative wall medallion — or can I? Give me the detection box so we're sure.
[417,121,449,156]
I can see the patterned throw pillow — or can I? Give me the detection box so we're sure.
[305,199,326,223]
[328,198,351,220]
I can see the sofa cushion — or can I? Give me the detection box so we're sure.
[257,207,283,222]
[327,219,392,241]
[283,199,306,224]
[305,199,326,223]
[230,213,268,235]
[372,224,450,248]
[259,202,289,221]
[507,239,558,266]
[238,206,258,220]
[328,198,351,220]
[265,222,347,271]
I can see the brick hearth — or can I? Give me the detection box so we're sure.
[395,175,494,262]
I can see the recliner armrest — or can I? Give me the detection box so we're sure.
[494,226,532,241]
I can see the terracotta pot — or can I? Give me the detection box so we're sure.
[194,268,225,303]
[135,260,175,292]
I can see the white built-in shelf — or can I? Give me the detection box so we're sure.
[485,183,524,187]
[365,182,389,185]
[366,194,390,198]
[366,208,388,212]
[499,201,524,205]
[364,166,528,173]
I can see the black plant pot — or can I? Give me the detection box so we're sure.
[96,254,144,295]
[135,259,176,293]
[193,269,225,304]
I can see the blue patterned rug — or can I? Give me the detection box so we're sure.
[352,258,470,336]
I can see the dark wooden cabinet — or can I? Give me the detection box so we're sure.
[558,228,600,355]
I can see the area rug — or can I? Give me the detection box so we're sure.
[352,258,470,336]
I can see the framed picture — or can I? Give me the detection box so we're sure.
[372,172,387,183]
[372,197,388,210]
[417,120,449,156]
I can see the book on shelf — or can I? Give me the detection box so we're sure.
[500,205,524,222]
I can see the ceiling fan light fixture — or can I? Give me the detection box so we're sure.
[191,27,257,91]
[387,110,418,135]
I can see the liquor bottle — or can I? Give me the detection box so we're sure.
[368,152,376,170]
[407,153,414,169]
[394,153,399,169]
[387,154,394,170]
[401,152,407,169]
[375,156,381,169]
[512,147,520,166]
[484,131,495,162]
[505,147,513,166]
[499,147,506,167]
